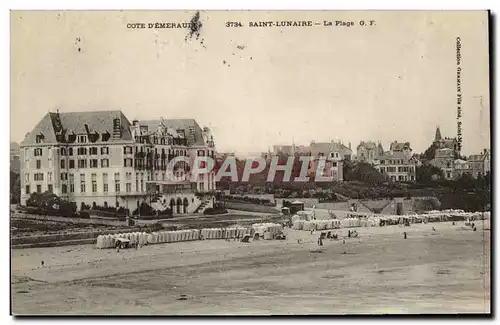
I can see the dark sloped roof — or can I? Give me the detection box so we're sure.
[310,142,352,156]
[390,141,411,152]
[139,118,206,146]
[21,110,133,146]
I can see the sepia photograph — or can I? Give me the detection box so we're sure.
[9,10,491,315]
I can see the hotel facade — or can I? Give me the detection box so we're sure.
[20,110,216,214]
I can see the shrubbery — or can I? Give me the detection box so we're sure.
[24,192,77,217]
[223,195,275,206]
[203,207,228,215]
[132,202,172,218]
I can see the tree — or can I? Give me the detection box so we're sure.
[422,143,438,162]
[343,161,386,184]
[416,164,444,183]
[10,171,20,204]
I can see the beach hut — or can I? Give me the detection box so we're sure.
[264,232,273,240]
[95,235,104,249]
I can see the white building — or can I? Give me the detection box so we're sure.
[20,110,216,215]
[374,142,416,182]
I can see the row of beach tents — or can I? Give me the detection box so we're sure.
[95,224,271,249]
[292,219,342,231]
[251,223,284,236]
[200,227,248,240]
[290,210,490,231]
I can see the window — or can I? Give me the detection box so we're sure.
[124,146,133,154]
[61,147,67,156]
[126,172,132,181]
[60,159,66,169]
[36,185,42,193]
[25,173,29,182]
[25,185,30,194]
[61,184,67,194]
[34,148,43,156]
[89,147,98,155]
[36,135,43,143]
[124,158,133,167]
[161,138,165,145]
[68,148,73,156]
[126,183,132,193]
[77,147,87,155]
[90,159,98,168]
[91,173,97,193]
[103,173,109,193]
[80,173,86,193]
[69,174,75,193]
[398,176,404,181]
[48,172,52,182]
[36,160,41,169]
[69,159,75,168]
[332,162,337,167]
[78,159,87,168]
[101,158,109,168]
[78,135,87,143]
[48,184,53,193]
[34,173,44,181]
[135,173,139,192]
[101,147,109,155]
[114,173,120,193]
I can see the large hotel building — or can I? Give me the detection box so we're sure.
[20,110,217,215]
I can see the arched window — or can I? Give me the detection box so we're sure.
[176,198,182,214]
[183,197,189,214]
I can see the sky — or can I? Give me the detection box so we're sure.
[10,10,490,156]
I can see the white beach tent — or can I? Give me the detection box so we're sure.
[95,235,104,249]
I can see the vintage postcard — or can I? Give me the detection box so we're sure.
[10,10,491,315]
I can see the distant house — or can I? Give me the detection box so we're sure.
[374,151,417,182]
[430,148,455,180]
[468,149,491,178]
[453,159,472,179]
[433,126,460,152]
[10,142,20,173]
[309,140,353,161]
[356,141,384,164]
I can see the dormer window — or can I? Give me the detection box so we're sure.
[102,131,110,142]
[35,134,44,143]
[78,135,87,143]
[67,131,76,143]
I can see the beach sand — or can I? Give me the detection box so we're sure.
[11,221,490,315]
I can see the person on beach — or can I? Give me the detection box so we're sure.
[404,232,407,239]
